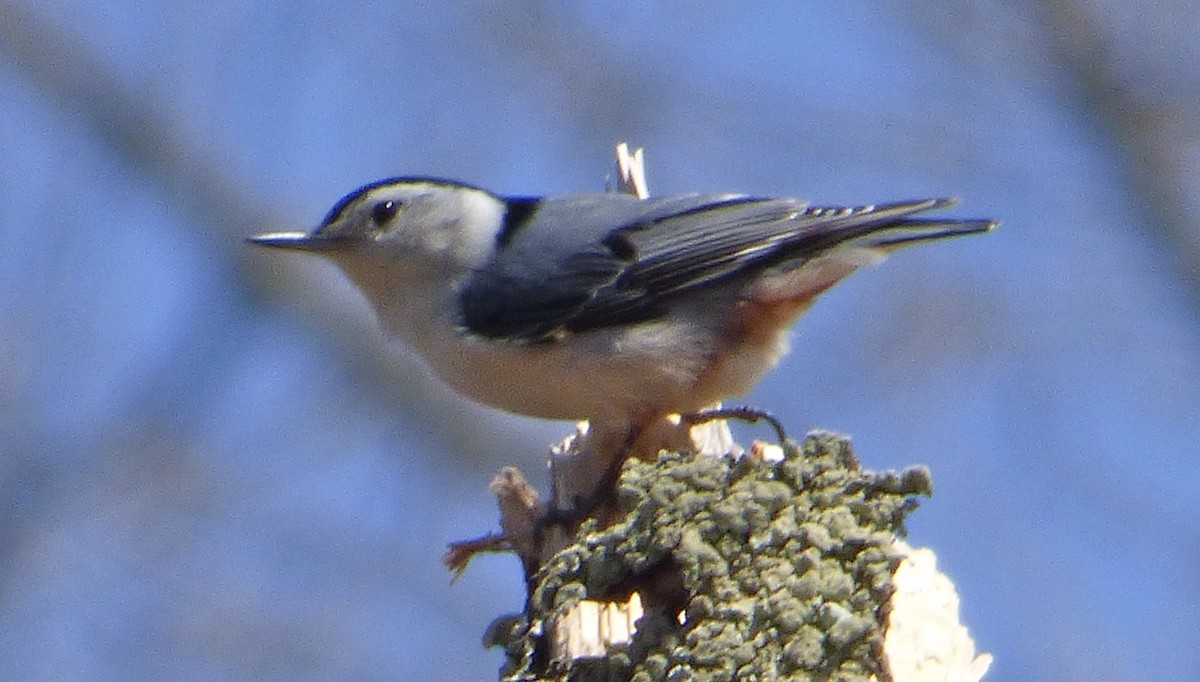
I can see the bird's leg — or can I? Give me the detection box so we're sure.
[539,416,660,533]
[586,421,648,507]
[681,406,789,444]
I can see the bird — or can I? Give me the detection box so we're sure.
[250,177,995,484]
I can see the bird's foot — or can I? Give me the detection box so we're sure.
[681,406,789,444]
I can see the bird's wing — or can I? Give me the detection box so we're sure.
[457,193,993,342]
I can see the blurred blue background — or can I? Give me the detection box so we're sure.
[2,1,1198,680]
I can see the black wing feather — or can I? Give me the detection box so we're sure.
[458,193,991,342]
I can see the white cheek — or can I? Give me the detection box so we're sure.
[448,190,508,269]
[420,229,453,255]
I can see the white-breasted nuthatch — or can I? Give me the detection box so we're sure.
[251,178,995,460]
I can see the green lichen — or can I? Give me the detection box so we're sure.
[493,431,931,682]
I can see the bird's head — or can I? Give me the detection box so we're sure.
[249,178,508,288]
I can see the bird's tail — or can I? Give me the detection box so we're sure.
[807,198,998,254]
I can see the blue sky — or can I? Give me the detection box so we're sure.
[1,2,1198,680]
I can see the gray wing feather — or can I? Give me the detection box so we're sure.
[457,193,991,342]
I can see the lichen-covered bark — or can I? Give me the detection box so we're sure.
[489,432,933,682]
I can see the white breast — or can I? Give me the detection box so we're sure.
[406,313,721,422]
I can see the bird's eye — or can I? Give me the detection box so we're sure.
[370,200,400,227]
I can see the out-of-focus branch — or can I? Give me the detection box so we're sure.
[0,0,258,245]
[1039,0,1200,309]
[904,0,1200,312]
[0,0,537,463]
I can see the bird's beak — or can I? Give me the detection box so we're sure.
[246,231,345,252]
